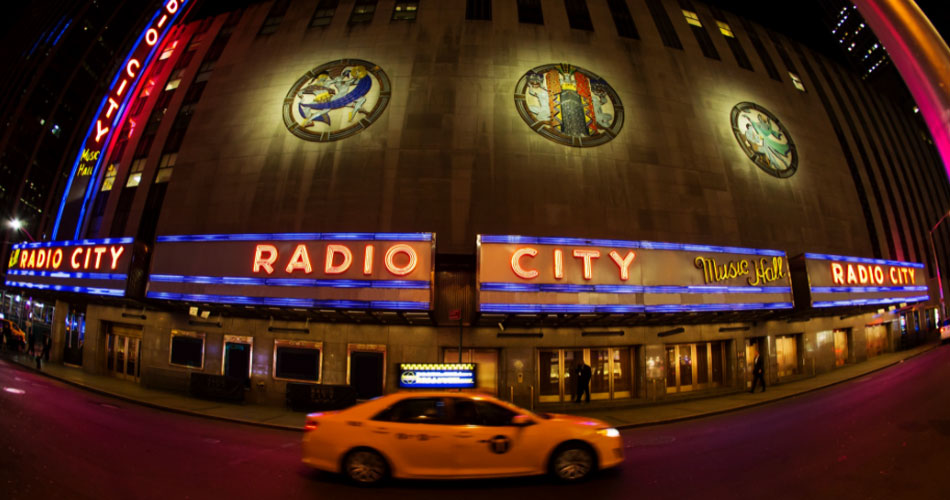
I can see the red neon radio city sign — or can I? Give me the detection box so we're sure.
[252,243,421,277]
[54,0,192,239]
[829,262,918,286]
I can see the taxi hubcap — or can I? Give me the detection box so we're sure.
[347,451,384,483]
[555,449,592,480]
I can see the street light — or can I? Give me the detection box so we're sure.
[928,210,950,319]
[7,218,35,242]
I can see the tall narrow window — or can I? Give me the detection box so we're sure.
[465,0,491,20]
[678,1,719,60]
[606,0,639,39]
[789,72,806,91]
[564,0,593,31]
[349,0,377,24]
[309,0,338,29]
[644,0,682,49]
[392,1,418,21]
[740,18,781,81]
[709,7,752,70]
[517,0,544,25]
[258,0,290,36]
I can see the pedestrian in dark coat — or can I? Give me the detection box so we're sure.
[576,361,592,403]
[750,350,766,393]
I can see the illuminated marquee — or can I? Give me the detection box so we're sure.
[796,253,928,308]
[398,364,477,389]
[147,233,435,310]
[477,235,793,314]
[4,238,135,297]
[53,0,194,240]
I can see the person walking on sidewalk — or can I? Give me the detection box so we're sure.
[575,361,592,403]
[750,349,766,393]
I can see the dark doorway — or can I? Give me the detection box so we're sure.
[224,342,251,383]
[350,351,384,399]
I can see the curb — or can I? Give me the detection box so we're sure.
[610,343,939,430]
[3,343,940,433]
[1,354,302,432]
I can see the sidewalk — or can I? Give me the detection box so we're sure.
[2,342,939,431]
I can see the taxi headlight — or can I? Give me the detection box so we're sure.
[597,428,620,438]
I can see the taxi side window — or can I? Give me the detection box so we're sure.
[451,399,517,426]
[372,398,448,424]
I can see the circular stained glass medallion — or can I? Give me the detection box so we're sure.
[514,63,624,147]
[282,59,391,142]
[730,102,798,178]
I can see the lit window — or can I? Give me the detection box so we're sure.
[716,20,734,38]
[155,153,176,183]
[309,0,338,28]
[682,9,702,27]
[126,158,147,187]
[789,72,806,92]
[392,1,418,21]
[100,163,118,191]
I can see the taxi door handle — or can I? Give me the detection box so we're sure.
[373,427,390,435]
[454,432,473,438]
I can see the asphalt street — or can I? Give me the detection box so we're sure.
[2,346,949,500]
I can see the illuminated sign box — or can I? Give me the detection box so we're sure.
[4,238,135,297]
[398,364,476,389]
[146,233,435,311]
[476,235,794,314]
[792,253,928,308]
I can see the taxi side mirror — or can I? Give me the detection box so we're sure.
[511,414,534,427]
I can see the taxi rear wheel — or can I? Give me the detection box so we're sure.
[343,448,389,485]
[549,443,596,482]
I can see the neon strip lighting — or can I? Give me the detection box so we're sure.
[480,282,790,294]
[479,235,784,256]
[804,252,925,269]
[52,19,71,46]
[479,302,794,314]
[5,281,124,297]
[149,275,430,289]
[812,286,929,293]
[7,270,127,281]
[813,295,930,308]
[145,291,429,310]
[156,232,434,243]
[13,237,133,250]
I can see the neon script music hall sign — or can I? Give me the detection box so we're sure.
[252,243,420,277]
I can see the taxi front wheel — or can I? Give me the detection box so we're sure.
[343,448,389,486]
[549,443,596,482]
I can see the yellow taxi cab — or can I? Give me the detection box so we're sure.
[302,391,623,484]
[0,318,27,345]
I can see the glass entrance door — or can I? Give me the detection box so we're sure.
[537,348,634,402]
[833,329,850,367]
[105,333,140,381]
[666,342,728,393]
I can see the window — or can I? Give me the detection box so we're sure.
[392,1,418,21]
[125,157,147,187]
[789,72,806,91]
[565,0,593,31]
[373,397,448,424]
[709,7,752,70]
[716,20,733,37]
[258,0,290,36]
[465,0,491,20]
[195,61,215,83]
[682,9,701,27]
[100,163,118,191]
[309,0,338,28]
[665,342,727,393]
[450,399,516,426]
[169,330,205,369]
[606,0,639,39]
[517,0,543,25]
[740,18,780,81]
[349,0,377,25]
[678,1,718,60]
[644,0,682,49]
[164,69,184,91]
[155,153,176,184]
[274,340,322,382]
[775,334,801,377]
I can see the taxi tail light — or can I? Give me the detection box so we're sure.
[304,417,320,431]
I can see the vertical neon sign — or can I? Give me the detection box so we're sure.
[52,0,195,240]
